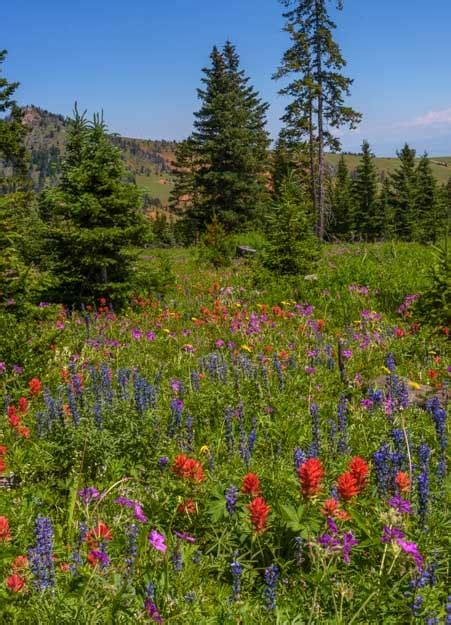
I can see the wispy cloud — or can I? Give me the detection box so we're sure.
[413,107,451,126]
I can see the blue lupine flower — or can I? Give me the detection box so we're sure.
[373,443,393,496]
[172,545,183,572]
[264,565,279,610]
[125,524,139,573]
[230,554,242,602]
[294,447,306,472]
[225,485,238,515]
[294,536,303,567]
[29,516,55,591]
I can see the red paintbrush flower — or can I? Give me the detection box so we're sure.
[7,406,20,428]
[298,458,324,497]
[177,499,197,514]
[337,471,359,501]
[248,497,270,533]
[86,522,112,547]
[11,556,28,571]
[0,458,6,474]
[395,471,411,493]
[348,456,369,491]
[18,397,28,415]
[28,377,42,397]
[0,445,7,456]
[241,473,261,497]
[16,425,30,438]
[0,516,11,541]
[321,498,339,517]
[6,574,25,592]
[172,455,204,482]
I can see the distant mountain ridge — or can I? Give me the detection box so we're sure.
[3,106,449,210]
[19,106,177,206]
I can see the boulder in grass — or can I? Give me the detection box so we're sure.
[236,245,257,258]
[369,375,446,408]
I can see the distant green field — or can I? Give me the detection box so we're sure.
[326,154,451,184]
[136,172,174,202]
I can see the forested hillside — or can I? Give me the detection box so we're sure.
[1,106,176,207]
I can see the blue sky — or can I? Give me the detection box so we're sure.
[3,0,451,155]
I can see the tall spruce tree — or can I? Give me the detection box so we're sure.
[263,172,319,276]
[329,154,353,238]
[0,50,28,192]
[171,42,270,237]
[39,108,149,306]
[0,50,37,310]
[275,0,361,240]
[378,176,396,240]
[414,154,441,243]
[352,140,379,240]
[389,143,417,240]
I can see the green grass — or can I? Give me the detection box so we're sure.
[136,172,174,203]
[326,153,451,184]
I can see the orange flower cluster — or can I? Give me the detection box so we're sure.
[241,473,261,497]
[0,516,11,542]
[337,457,369,501]
[6,573,25,593]
[177,499,197,515]
[0,445,7,475]
[28,377,42,397]
[395,471,411,493]
[7,399,30,438]
[86,522,113,548]
[248,497,270,534]
[172,455,205,483]
[298,458,325,498]
[320,498,350,521]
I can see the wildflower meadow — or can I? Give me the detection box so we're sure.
[0,244,449,624]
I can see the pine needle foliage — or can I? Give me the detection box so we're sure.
[39,107,150,307]
[263,173,319,276]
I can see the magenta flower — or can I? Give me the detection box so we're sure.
[133,503,148,523]
[397,539,424,571]
[381,526,405,543]
[115,497,148,523]
[388,495,412,515]
[342,532,358,564]
[148,530,167,553]
[88,549,110,567]
[78,486,100,504]
[145,599,164,622]
[146,331,156,341]
[174,531,196,543]
[131,328,142,340]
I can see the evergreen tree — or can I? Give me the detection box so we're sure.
[0,50,39,311]
[274,0,361,240]
[389,143,417,240]
[272,134,311,198]
[329,154,353,238]
[172,42,270,237]
[39,107,149,306]
[378,176,396,240]
[0,49,29,192]
[352,140,379,240]
[263,173,319,276]
[414,154,441,243]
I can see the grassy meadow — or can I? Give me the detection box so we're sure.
[0,241,449,624]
